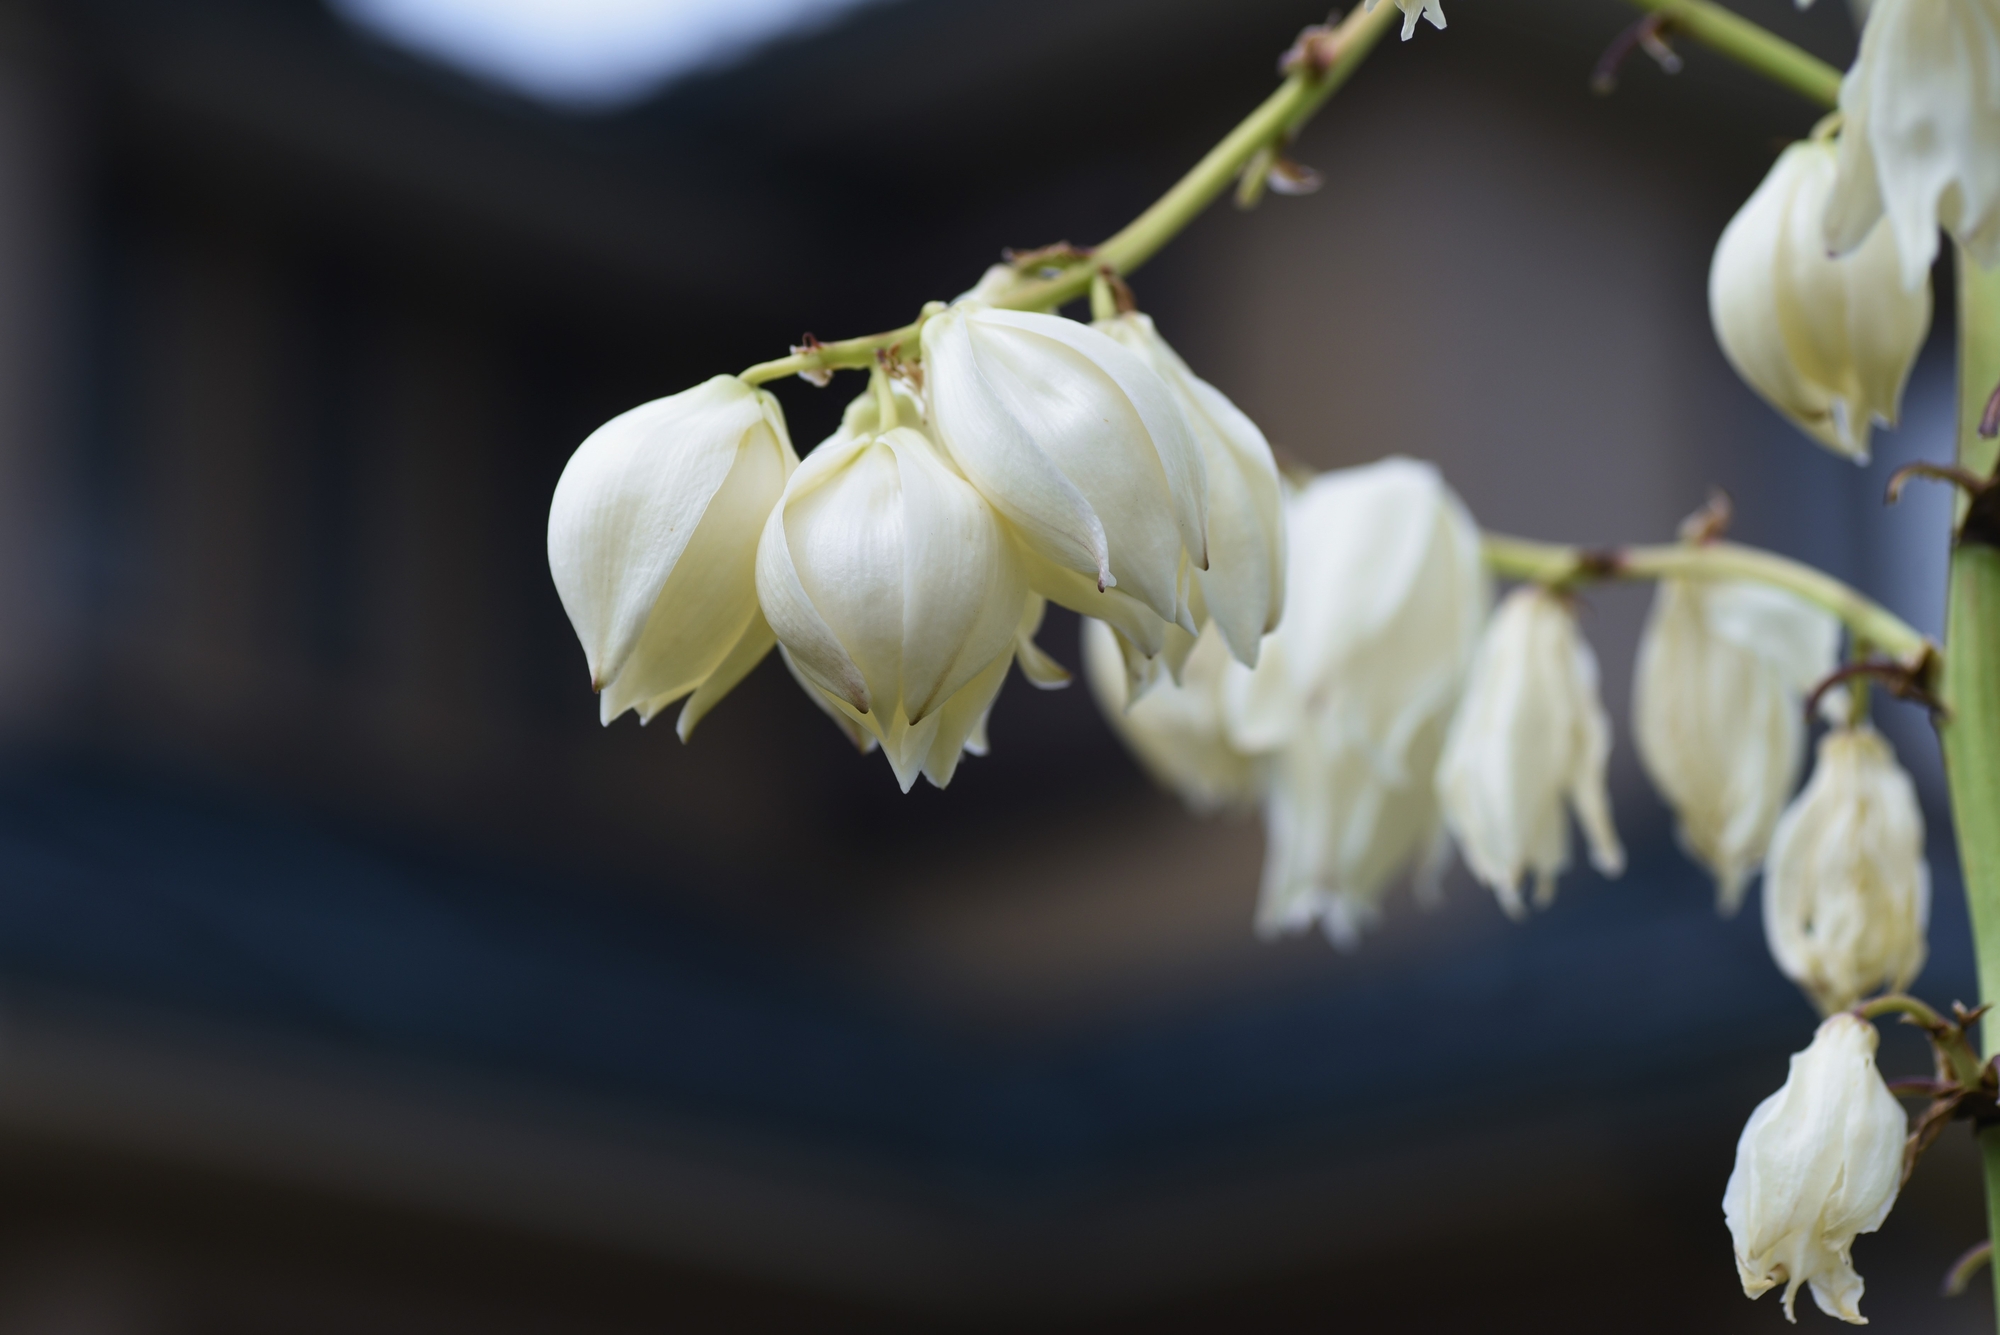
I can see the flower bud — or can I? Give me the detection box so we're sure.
[548,374,796,733]
[755,408,1029,792]
[1724,1013,1906,1324]
[1634,578,1840,914]
[1823,0,2000,291]
[1436,586,1623,917]
[1710,140,1931,462]
[1223,459,1486,945]
[1096,312,1285,668]
[921,303,1208,639]
[1083,617,1258,814]
[1763,724,1929,1015]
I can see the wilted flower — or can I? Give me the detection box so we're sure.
[1763,724,1930,1015]
[548,374,796,735]
[1711,140,1932,462]
[755,389,1029,792]
[1096,311,1285,668]
[1084,617,1259,814]
[1436,586,1623,917]
[921,302,1207,651]
[1634,577,1841,913]
[1724,1013,1906,1324]
[1823,0,2000,290]
[1225,459,1488,943]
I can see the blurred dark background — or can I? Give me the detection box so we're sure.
[0,0,1980,1329]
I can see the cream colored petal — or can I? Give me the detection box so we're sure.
[779,646,875,754]
[980,308,1209,577]
[1097,312,1283,665]
[922,308,1112,588]
[594,420,790,723]
[549,376,782,694]
[886,429,1028,720]
[1013,595,1072,689]
[921,648,1016,789]
[755,442,873,713]
[1712,152,1846,455]
[672,609,776,741]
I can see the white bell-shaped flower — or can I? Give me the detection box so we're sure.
[1223,459,1487,945]
[1095,312,1285,668]
[1724,1013,1906,1324]
[756,391,1030,792]
[1824,0,2000,291]
[1436,586,1624,917]
[548,374,797,735]
[1225,459,1487,776]
[1711,140,1932,462]
[921,302,1207,648]
[1763,724,1930,1015]
[1257,710,1453,948]
[1083,617,1259,814]
[1634,577,1841,914]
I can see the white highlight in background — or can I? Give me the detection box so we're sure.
[328,0,887,111]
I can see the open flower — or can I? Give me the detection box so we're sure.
[1724,1013,1906,1324]
[1096,311,1285,668]
[1365,0,1446,39]
[1824,0,2000,290]
[1711,140,1932,462]
[1437,586,1623,917]
[548,374,796,735]
[1763,724,1930,1015]
[1225,459,1488,944]
[755,395,1029,792]
[922,302,1207,650]
[1084,617,1260,815]
[1634,577,1841,913]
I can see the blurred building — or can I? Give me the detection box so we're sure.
[0,0,1979,1329]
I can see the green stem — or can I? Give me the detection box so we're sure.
[1939,250,2000,1330]
[1481,533,1931,664]
[739,1,1398,386]
[1617,0,1842,109]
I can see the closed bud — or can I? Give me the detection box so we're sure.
[1823,0,2000,291]
[1096,312,1285,668]
[1634,577,1840,913]
[1225,459,1487,945]
[1083,617,1259,814]
[1437,586,1623,917]
[1724,1013,1906,1324]
[1710,140,1932,462]
[755,397,1029,792]
[921,302,1208,646]
[548,374,796,736]
[1763,724,1930,1015]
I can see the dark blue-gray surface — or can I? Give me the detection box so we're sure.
[0,756,1971,1194]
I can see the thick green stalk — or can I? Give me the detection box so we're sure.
[1617,0,1841,109]
[1940,252,2000,1327]
[1480,534,1930,664]
[739,2,1397,386]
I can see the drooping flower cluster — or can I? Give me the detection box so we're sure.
[547,296,1285,792]
[1712,0,1999,458]
[1725,1014,1907,1324]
